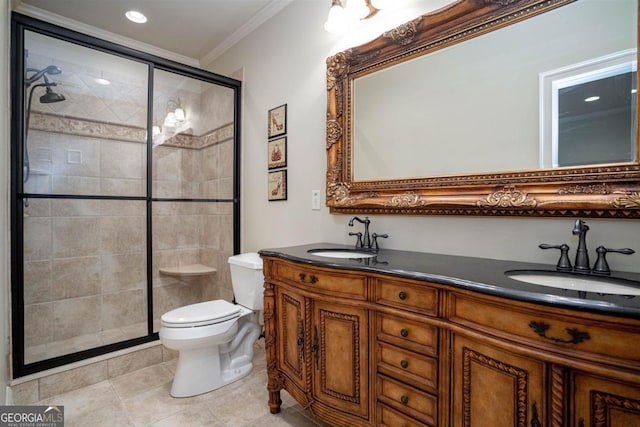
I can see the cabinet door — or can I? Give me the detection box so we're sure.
[276,287,307,391]
[312,299,370,419]
[572,371,640,427]
[452,334,546,427]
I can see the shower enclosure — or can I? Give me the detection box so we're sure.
[10,14,241,378]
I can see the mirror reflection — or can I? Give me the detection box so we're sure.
[352,0,636,181]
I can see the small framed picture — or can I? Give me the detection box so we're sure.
[268,104,287,138]
[268,170,287,201]
[268,137,287,169]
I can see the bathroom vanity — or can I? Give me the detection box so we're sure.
[260,244,640,427]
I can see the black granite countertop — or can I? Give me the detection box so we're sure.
[259,243,640,319]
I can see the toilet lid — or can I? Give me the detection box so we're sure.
[161,300,242,328]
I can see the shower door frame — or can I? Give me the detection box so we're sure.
[10,13,242,378]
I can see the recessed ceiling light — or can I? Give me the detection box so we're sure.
[125,10,147,24]
[95,77,111,85]
[584,96,600,102]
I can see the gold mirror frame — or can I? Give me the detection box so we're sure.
[325,0,640,218]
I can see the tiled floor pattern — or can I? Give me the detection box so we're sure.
[35,344,331,427]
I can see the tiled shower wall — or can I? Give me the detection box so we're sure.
[22,108,234,363]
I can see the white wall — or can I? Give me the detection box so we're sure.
[1,0,11,402]
[207,0,640,274]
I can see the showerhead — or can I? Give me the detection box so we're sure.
[25,65,63,87]
[39,85,66,104]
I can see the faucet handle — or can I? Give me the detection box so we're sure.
[372,233,388,251]
[539,243,572,271]
[592,246,635,275]
[349,232,363,249]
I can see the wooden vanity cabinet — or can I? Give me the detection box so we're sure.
[262,255,640,427]
[264,258,372,427]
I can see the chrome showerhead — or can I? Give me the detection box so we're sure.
[25,65,63,87]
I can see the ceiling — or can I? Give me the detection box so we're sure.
[13,0,293,65]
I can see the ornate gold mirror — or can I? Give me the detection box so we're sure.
[326,0,640,218]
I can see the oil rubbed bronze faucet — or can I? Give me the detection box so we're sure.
[348,217,388,250]
[572,219,591,271]
[540,219,635,274]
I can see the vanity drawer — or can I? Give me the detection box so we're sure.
[272,260,367,299]
[377,313,438,357]
[377,342,437,393]
[449,293,640,366]
[378,403,432,427]
[375,277,439,316]
[377,375,437,426]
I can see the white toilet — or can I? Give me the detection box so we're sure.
[159,252,264,397]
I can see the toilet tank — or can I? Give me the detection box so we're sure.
[228,253,264,310]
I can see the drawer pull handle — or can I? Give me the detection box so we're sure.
[529,321,590,344]
[400,360,409,369]
[400,395,409,405]
[298,273,318,284]
[400,328,409,338]
[398,291,407,300]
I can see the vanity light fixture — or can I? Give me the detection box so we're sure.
[163,99,185,128]
[125,10,147,24]
[584,96,600,102]
[325,0,378,34]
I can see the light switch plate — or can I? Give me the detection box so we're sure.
[311,189,321,210]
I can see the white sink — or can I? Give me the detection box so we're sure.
[506,270,640,295]
[307,249,377,259]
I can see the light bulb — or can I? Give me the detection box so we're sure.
[345,0,370,20]
[324,0,348,34]
[173,107,185,122]
[370,0,394,10]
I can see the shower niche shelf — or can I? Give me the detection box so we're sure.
[159,264,217,277]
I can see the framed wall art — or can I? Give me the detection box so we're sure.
[268,137,287,169]
[268,104,287,138]
[268,170,287,201]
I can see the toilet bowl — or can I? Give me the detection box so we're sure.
[159,253,264,397]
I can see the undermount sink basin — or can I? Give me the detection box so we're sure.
[506,270,640,295]
[307,248,377,259]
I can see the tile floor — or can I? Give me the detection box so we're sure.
[35,342,331,427]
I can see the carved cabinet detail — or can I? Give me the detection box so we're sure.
[262,255,640,427]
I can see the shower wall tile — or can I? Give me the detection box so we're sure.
[101,140,145,179]
[23,217,52,261]
[101,253,146,293]
[152,215,178,250]
[23,174,52,194]
[53,295,101,341]
[152,146,181,181]
[51,134,100,178]
[23,198,51,217]
[51,175,101,195]
[99,215,145,255]
[102,289,146,330]
[176,215,200,249]
[24,260,52,304]
[52,217,100,258]
[24,303,53,347]
[220,214,234,253]
[53,256,101,299]
[219,177,234,199]
[202,215,221,249]
[100,178,145,197]
[218,140,234,180]
[201,144,218,180]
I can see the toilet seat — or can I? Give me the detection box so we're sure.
[161,300,242,328]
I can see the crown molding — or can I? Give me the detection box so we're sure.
[12,2,200,67]
[200,0,294,66]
